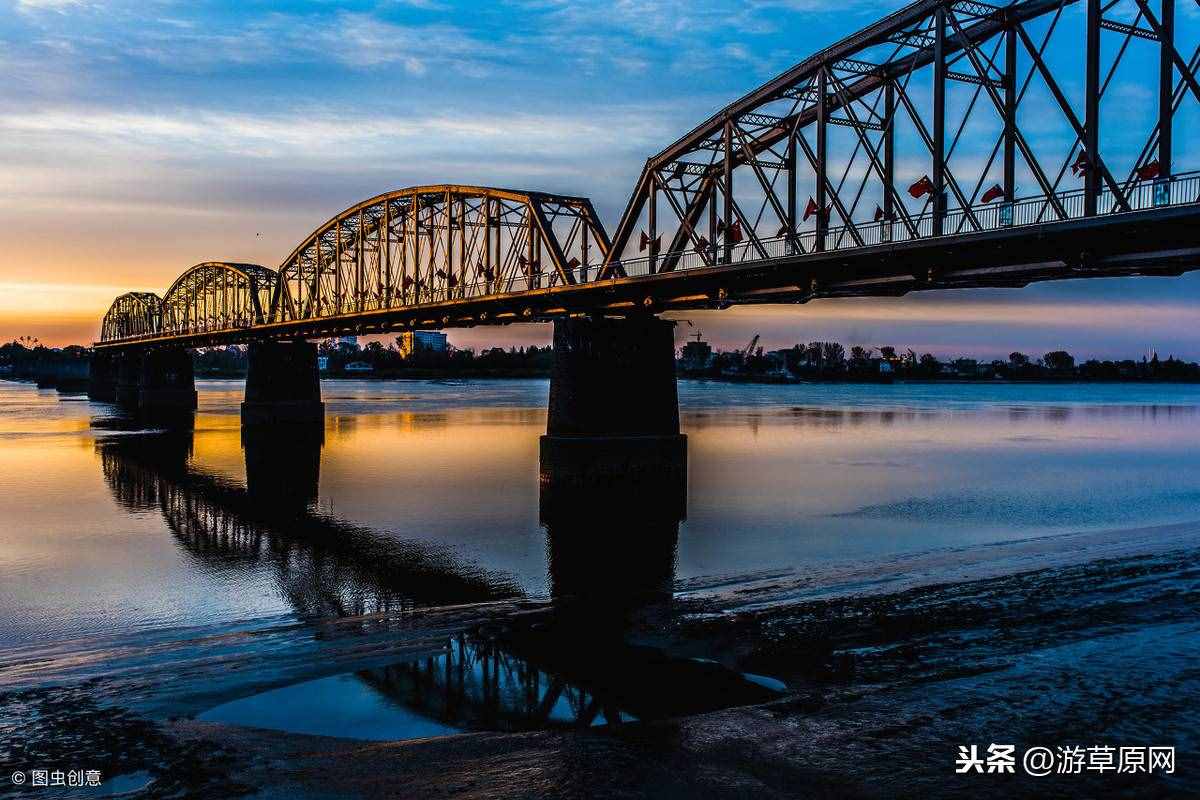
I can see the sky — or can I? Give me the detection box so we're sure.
[1,0,1197,360]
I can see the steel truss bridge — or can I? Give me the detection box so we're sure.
[98,0,1200,348]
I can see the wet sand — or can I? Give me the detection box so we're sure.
[5,521,1196,799]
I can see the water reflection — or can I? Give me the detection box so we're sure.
[99,422,777,736]
[98,425,521,617]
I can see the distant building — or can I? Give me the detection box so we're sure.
[338,335,359,348]
[679,337,713,371]
[344,361,373,374]
[398,330,449,360]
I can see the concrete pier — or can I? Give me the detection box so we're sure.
[87,352,117,402]
[541,315,686,487]
[241,340,325,426]
[138,347,197,416]
[114,352,144,408]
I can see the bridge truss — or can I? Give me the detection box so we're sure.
[604,0,1199,280]
[96,0,1199,348]
[272,186,610,324]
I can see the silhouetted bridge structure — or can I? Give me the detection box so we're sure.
[91,0,1200,449]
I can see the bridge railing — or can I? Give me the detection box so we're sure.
[611,170,1200,279]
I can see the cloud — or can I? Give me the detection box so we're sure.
[15,0,88,13]
[0,105,670,164]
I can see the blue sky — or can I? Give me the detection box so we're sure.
[1,0,1198,358]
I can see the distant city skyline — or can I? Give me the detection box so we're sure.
[2,0,1198,357]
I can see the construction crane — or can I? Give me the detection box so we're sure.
[741,334,760,360]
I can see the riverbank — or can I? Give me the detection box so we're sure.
[4,520,1196,798]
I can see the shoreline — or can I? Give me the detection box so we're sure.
[7,518,1196,798]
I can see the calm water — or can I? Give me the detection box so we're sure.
[2,378,1200,651]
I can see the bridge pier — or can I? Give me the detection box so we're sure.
[114,352,144,408]
[87,351,117,402]
[139,347,198,419]
[541,315,685,486]
[241,340,325,426]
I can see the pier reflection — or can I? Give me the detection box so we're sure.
[98,424,519,616]
[99,426,779,736]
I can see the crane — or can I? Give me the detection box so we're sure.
[741,334,760,360]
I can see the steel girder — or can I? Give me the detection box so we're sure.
[601,0,1199,278]
[101,292,163,342]
[270,185,610,325]
[159,262,277,338]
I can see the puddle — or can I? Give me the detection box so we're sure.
[198,633,782,741]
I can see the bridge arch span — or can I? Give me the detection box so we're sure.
[160,262,277,338]
[101,292,163,342]
[271,185,610,324]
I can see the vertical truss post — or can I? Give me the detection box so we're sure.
[581,222,589,282]
[1159,0,1175,177]
[483,197,492,289]
[356,209,364,312]
[1084,0,1101,216]
[413,192,422,299]
[527,203,536,289]
[1004,25,1017,203]
[933,4,947,236]
[458,196,466,297]
[648,179,658,274]
[884,80,895,230]
[494,201,503,290]
[708,183,717,263]
[786,132,797,250]
[383,201,392,306]
[722,119,734,263]
[333,219,342,315]
[445,188,453,297]
[816,67,828,252]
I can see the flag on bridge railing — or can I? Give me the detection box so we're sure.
[726,220,743,244]
[566,257,581,271]
[908,175,934,198]
[694,235,710,254]
[804,197,831,221]
[639,231,661,252]
[1071,150,1090,177]
[981,183,1005,203]
[874,205,885,222]
[777,223,791,237]
[1136,160,1161,181]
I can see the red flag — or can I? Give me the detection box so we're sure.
[726,220,743,244]
[908,175,934,198]
[447,273,458,287]
[694,235,710,254]
[639,231,650,252]
[716,219,726,236]
[803,196,820,221]
[1136,160,1160,181]
[566,257,581,270]
[1071,151,1090,177]
[981,183,1004,203]
[874,205,885,222]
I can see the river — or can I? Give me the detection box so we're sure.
[1,378,1197,797]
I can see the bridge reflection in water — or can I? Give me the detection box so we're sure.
[97,423,779,734]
